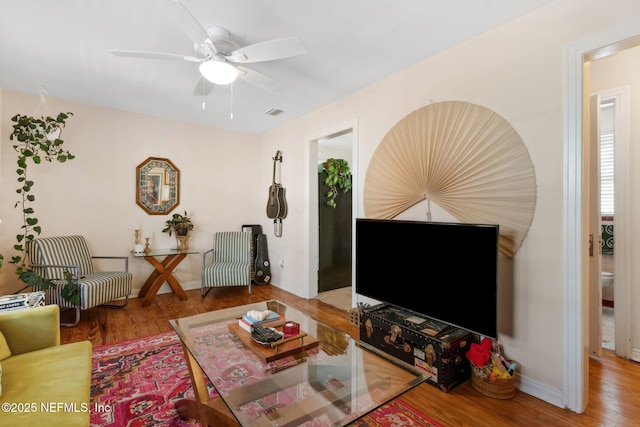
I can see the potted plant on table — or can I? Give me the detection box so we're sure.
[162,211,194,251]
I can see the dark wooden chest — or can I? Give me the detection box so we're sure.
[359,303,474,392]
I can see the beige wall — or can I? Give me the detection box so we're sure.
[0,91,260,296]
[257,0,640,408]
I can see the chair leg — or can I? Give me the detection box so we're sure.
[60,307,81,328]
[99,295,129,309]
[59,296,129,328]
[201,287,213,298]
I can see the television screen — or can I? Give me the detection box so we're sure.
[355,218,499,339]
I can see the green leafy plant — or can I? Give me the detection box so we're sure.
[162,211,194,236]
[322,158,352,208]
[1,112,80,305]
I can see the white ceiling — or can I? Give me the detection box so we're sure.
[0,0,553,134]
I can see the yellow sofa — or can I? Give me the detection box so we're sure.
[0,304,91,426]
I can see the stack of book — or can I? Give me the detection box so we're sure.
[0,291,45,312]
[238,310,284,333]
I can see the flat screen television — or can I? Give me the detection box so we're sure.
[355,218,499,339]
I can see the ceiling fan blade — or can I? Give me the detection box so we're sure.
[192,75,215,96]
[227,37,305,63]
[236,66,284,95]
[169,0,216,52]
[110,50,202,63]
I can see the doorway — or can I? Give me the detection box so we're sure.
[588,60,633,359]
[596,97,616,352]
[317,130,354,295]
[566,27,640,412]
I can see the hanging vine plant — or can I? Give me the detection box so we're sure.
[322,158,352,208]
[0,112,80,305]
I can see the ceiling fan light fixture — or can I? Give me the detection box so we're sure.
[199,60,238,85]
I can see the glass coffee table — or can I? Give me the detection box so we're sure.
[170,300,426,427]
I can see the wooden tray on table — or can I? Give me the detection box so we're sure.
[228,321,319,363]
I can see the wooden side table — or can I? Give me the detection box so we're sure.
[134,249,198,307]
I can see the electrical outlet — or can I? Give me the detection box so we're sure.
[280,259,285,268]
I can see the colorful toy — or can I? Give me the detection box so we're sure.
[466,337,493,366]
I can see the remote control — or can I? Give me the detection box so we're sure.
[251,322,282,343]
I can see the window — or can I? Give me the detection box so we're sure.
[600,101,614,216]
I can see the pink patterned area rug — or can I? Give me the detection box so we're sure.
[90,332,443,427]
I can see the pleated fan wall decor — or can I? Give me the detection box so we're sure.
[363,101,536,257]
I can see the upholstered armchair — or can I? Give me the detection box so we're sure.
[0,304,92,426]
[27,235,132,327]
[201,231,253,297]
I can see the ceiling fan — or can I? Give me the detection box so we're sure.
[110,0,306,96]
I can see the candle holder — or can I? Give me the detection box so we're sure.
[134,229,144,253]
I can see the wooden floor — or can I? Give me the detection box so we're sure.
[61,285,640,427]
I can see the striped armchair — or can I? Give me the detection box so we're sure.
[201,231,252,297]
[27,235,132,327]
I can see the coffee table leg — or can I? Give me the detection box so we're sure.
[177,342,239,426]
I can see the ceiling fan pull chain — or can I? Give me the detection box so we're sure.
[34,87,52,117]
[230,82,234,120]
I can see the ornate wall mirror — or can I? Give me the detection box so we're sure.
[136,157,180,215]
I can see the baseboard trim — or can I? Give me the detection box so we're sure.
[517,375,566,410]
[130,280,201,299]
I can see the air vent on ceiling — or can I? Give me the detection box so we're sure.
[265,108,284,116]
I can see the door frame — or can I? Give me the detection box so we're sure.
[587,93,602,359]
[565,21,639,413]
[305,121,359,300]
